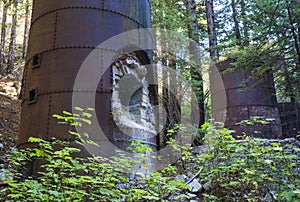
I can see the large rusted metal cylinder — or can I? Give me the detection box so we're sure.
[18,0,154,158]
[211,59,282,138]
[278,102,300,138]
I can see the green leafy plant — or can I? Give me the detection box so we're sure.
[1,109,299,201]
[0,108,188,202]
[197,123,300,201]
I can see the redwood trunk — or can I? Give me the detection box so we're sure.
[186,0,205,128]
[231,0,241,44]
[205,0,218,61]
[22,0,30,59]
[0,2,8,75]
[6,0,18,74]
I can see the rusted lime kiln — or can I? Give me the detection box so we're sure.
[19,0,157,174]
[210,59,282,138]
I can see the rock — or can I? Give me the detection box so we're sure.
[136,66,147,79]
[192,145,210,155]
[260,192,275,202]
[187,179,202,193]
[186,172,194,178]
[203,180,211,191]
[175,174,188,183]
[187,193,197,198]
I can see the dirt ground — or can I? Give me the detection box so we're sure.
[0,67,22,166]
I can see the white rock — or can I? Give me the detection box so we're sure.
[203,180,211,191]
[187,179,203,193]
[175,174,188,182]
[187,193,197,199]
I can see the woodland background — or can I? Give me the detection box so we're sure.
[0,0,299,161]
[0,1,299,201]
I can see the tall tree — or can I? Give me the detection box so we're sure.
[240,0,249,46]
[206,0,219,61]
[0,0,9,75]
[186,0,205,128]
[151,0,188,145]
[287,3,300,68]
[22,0,30,59]
[231,0,241,44]
[6,0,19,74]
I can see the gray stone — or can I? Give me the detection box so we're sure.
[0,171,11,185]
[175,174,188,182]
[203,180,211,191]
[187,193,197,199]
[187,179,203,193]
[192,145,210,155]
[260,192,275,202]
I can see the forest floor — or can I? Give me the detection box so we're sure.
[0,65,22,165]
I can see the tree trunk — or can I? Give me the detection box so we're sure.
[205,0,218,61]
[240,0,249,46]
[162,51,171,145]
[287,5,300,70]
[0,1,9,75]
[231,0,241,44]
[185,0,205,129]
[22,0,30,59]
[6,0,18,74]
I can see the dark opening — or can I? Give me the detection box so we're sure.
[129,88,143,106]
[32,54,41,69]
[118,74,143,106]
[28,89,38,104]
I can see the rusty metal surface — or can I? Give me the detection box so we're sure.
[213,59,282,138]
[227,87,277,106]
[19,0,153,153]
[23,49,92,97]
[278,102,300,138]
[19,94,51,144]
[32,0,150,28]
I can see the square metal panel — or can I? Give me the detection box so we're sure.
[47,92,74,139]
[225,106,249,126]
[222,69,247,89]
[26,12,56,59]
[24,49,92,97]
[227,87,277,106]
[19,94,51,143]
[104,0,141,25]
[32,0,103,22]
[55,9,138,48]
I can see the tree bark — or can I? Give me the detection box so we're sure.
[6,0,18,74]
[185,0,205,129]
[22,0,30,59]
[287,5,300,70]
[240,0,249,46]
[161,51,171,145]
[231,0,241,44]
[0,1,9,75]
[205,0,218,61]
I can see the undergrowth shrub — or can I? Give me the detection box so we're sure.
[0,109,299,202]
[0,108,188,202]
[198,122,300,201]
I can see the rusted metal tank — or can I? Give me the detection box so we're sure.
[18,0,154,162]
[211,59,282,138]
[278,102,300,138]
